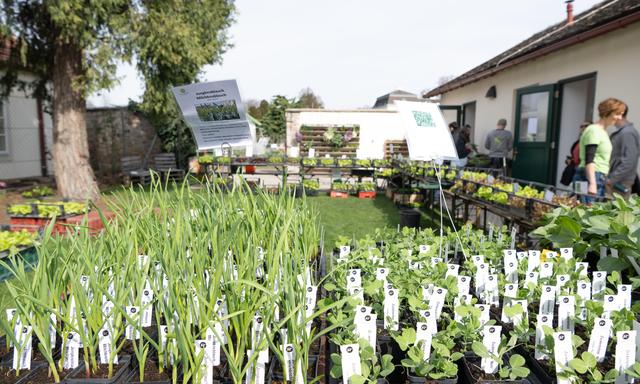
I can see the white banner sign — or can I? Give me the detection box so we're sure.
[395,101,458,161]
[171,80,252,150]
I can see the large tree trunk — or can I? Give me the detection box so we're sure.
[51,39,99,200]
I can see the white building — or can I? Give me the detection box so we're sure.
[0,70,53,180]
[424,0,640,186]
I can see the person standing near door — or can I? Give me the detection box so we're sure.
[484,118,513,169]
[606,105,639,199]
[573,98,626,203]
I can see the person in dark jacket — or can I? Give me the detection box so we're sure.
[606,105,639,198]
[484,118,513,169]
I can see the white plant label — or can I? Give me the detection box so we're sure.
[419,244,430,254]
[475,263,489,296]
[415,322,433,360]
[429,287,447,319]
[348,286,364,304]
[576,281,591,320]
[252,315,264,352]
[615,330,636,384]
[516,251,527,262]
[346,274,362,290]
[63,332,80,370]
[340,344,361,384]
[355,313,377,348]
[540,262,553,279]
[560,248,573,260]
[138,254,149,269]
[125,306,141,340]
[375,268,389,281]
[503,283,518,299]
[617,284,632,310]
[527,251,541,272]
[556,274,570,293]
[205,328,222,366]
[484,274,499,306]
[588,317,612,363]
[13,325,32,371]
[98,328,118,365]
[339,246,350,258]
[49,314,57,349]
[195,340,213,384]
[457,276,470,296]
[305,285,318,315]
[481,325,501,374]
[354,305,372,320]
[383,288,399,331]
[475,304,490,326]
[446,264,459,277]
[553,332,574,376]
[575,262,588,276]
[141,288,154,328]
[634,321,640,361]
[557,296,575,333]
[535,314,553,360]
[410,260,423,270]
[420,309,438,335]
[539,285,556,316]
[525,271,539,287]
[603,295,621,318]
[472,255,484,265]
[592,271,607,298]
[503,250,518,283]
[422,284,434,302]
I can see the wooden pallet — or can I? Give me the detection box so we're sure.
[299,126,360,158]
[384,140,408,159]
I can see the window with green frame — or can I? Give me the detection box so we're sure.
[0,101,7,154]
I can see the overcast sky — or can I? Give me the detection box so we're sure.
[88,0,603,109]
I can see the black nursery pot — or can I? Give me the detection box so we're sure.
[517,347,556,384]
[377,335,406,384]
[460,356,530,384]
[65,355,132,384]
[268,355,319,383]
[406,369,458,384]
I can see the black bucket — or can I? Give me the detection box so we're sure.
[399,209,420,229]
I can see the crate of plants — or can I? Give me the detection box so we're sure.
[357,182,377,199]
[0,180,338,384]
[354,159,372,168]
[331,181,355,198]
[302,157,320,167]
[8,201,89,231]
[0,229,38,281]
[323,223,640,384]
[302,178,320,196]
[21,185,54,198]
[320,157,336,168]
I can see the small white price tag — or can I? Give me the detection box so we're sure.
[138,254,149,269]
[415,322,433,360]
[420,309,438,335]
[346,272,362,290]
[457,275,470,296]
[503,283,518,299]
[419,244,430,254]
[446,264,459,277]
[339,246,350,258]
[355,305,372,319]
[560,248,573,260]
[587,317,612,363]
[383,288,399,331]
[592,271,607,298]
[540,262,553,279]
[557,296,575,333]
[63,332,80,370]
[484,274,499,306]
[527,251,541,272]
[575,262,589,276]
[12,325,32,371]
[340,344,361,384]
[422,284,434,302]
[535,314,553,360]
[539,285,556,316]
[618,285,632,310]
[252,315,264,351]
[481,325,502,374]
[205,328,222,366]
[98,328,118,365]
[475,263,489,296]
[472,255,484,265]
[516,251,527,262]
[305,286,318,316]
[553,332,574,376]
[544,190,554,202]
[348,286,364,304]
[615,330,636,384]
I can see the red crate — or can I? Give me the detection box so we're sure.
[330,191,349,199]
[358,191,376,199]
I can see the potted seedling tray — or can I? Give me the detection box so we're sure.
[65,355,132,384]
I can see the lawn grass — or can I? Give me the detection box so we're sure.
[307,195,400,250]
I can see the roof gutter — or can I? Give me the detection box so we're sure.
[424,10,640,98]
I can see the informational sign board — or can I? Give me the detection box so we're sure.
[171,80,252,150]
[394,101,458,161]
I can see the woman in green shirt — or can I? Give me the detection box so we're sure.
[573,98,626,203]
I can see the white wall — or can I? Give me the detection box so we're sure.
[0,72,50,180]
[286,109,404,159]
[439,22,640,163]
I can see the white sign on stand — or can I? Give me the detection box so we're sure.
[395,101,458,161]
[171,80,252,150]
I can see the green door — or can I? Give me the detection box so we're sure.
[512,85,556,184]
